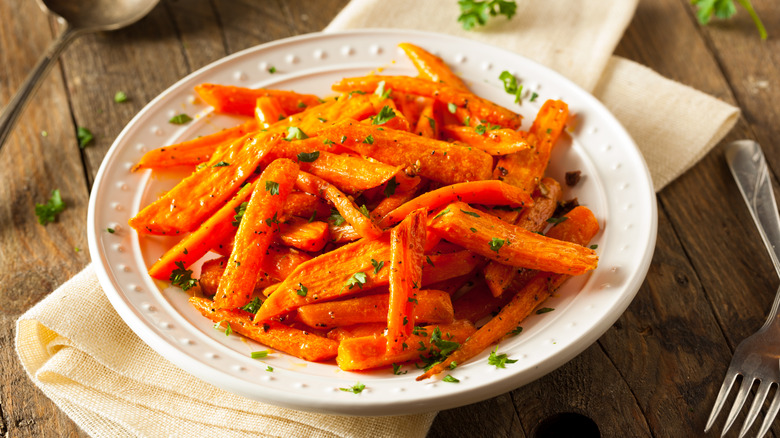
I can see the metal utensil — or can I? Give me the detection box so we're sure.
[0,0,160,152]
[706,140,780,437]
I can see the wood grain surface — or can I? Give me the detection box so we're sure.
[1,0,778,436]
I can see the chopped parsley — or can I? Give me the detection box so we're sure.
[499,70,523,103]
[460,209,480,217]
[507,326,523,336]
[384,177,399,197]
[427,116,436,131]
[268,66,277,73]
[232,201,248,226]
[297,151,320,162]
[546,216,568,225]
[458,0,517,30]
[328,209,346,226]
[530,91,539,102]
[371,258,384,274]
[392,363,407,375]
[536,307,554,314]
[170,261,198,291]
[474,124,486,135]
[447,102,457,113]
[488,237,505,253]
[265,180,280,195]
[359,204,370,218]
[443,375,460,383]
[214,321,232,336]
[239,297,263,314]
[433,207,451,219]
[296,283,308,297]
[346,272,368,289]
[264,212,280,226]
[77,127,94,148]
[250,350,270,359]
[211,161,230,167]
[35,189,66,225]
[340,382,366,394]
[285,126,309,141]
[373,106,396,125]
[266,366,274,372]
[425,255,435,267]
[487,347,518,368]
[374,80,392,99]
[169,114,192,125]
[363,135,375,144]
[114,91,128,103]
[590,244,598,250]
[106,227,115,233]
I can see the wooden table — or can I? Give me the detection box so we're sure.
[1,0,777,436]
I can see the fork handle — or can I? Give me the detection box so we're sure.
[726,140,780,328]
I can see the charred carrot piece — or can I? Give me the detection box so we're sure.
[129,133,277,235]
[387,209,427,354]
[319,119,494,184]
[147,180,257,280]
[189,297,338,362]
[215,159,299,309]
[295,171,383,240]
[442,125,531,156]
[255,96,286,129]
[429,202,598,275]
[332,76,522,129]
[418,206,599,379]
[195,83,321,117]
[327,323,387,342]
[379,180,533,227]
[337,320,476,371]
[297,289,453,329]
[483,178,562,297]
[133,120,259,171]
[398,42,469,91]
[278,216,329,252]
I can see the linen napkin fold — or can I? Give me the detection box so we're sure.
[16,1,740,437]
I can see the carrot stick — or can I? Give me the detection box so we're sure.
[328,221,362,244]
[379,180,533,227]
[255,96,286,128]
[295,171,383,240]
[297,289,453,329]
[129,133,277,235]
[332,76,522,129]
[398,42,469,91]
[132,120,259,171]
[392,93,425,125]
[283,191,331,219]
[327,323,387,342]
[195,83,321,117]
[199,248,313,296]
[277,216,329,252]
[319,119,494,184]
[418,206,599,379]
[189,297,338,362]
[215,158,299,309]
[414,99,440,139]
[442,125,531,156]
[386,209,427,354]
[421,250,483,285]
[483,178,562,296]
[337,320,476,371]
[428,202,598,275]
[370,178,426,221]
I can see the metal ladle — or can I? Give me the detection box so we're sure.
[0,0,160,152]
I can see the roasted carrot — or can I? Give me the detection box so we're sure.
[295,171,383,240]
[255,96,286,128]
[199,257,271,296]
[319,119,494,184]
[428,202,598,275]
[277,216,329,252]
[337,320,476,371]
[386,209,427,354]
[328,221,362,244]
[133,120,259,171]
[418,206,599,379]
[379,180,533,227]
[370,179,426,221]
[421,250,483,285]
[297,289,453,329]
[332,76,522,129]
[129,133,277,235]
[190,297,338,362]
[399,42,469,91]
[414,99,441,139]
[199,247,313,296]
[368,96,411,132]
[442,125,531,156]
[215,158,299,309]
[483,177,562,297]
[392,93,425,125]
[327,323,387,342]
[283,191,331,219]
[195,83,321,117]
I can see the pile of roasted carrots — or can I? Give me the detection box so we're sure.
[129,43,599,380]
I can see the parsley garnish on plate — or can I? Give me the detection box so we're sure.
[35,189,66,225]
[346,272,368,289]
[170,260,198,291]
[250,350,270,359]
[372,105,396,125]
[285,126,308,141]
[114,91,128,103]
[487,347,517,368]
[296,283,308,297]
[499,71,523,104]
[384,177,399,197]
[457,0,517,30]
[536,307,554,314]
[328,209,346,226]
[239,297,263,314]
[443,375,460,383]
[297,151,320,162]
[340,382,366,394]
[169,114,192,125]
[371,258,384,275]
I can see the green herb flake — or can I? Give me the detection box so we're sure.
[250,350,270,359]
[433,207,451,219]
[346,272,368,289]
[264,212,280,227]
[589,244,598,250]
[297,151,320,162]
[339,382,366,394]
[691,0,766,39]
[359,204,370,218]
[265,180,280,195]
[447,102,457,114]
[363,135,375,144]
[170,261,198,291]
[425,255,435,267]
[239,297,263,314]
[35,189,66,225]
[475,124,486,135]
[329,209,346,226]
[530,91,539,102]
[214,321,232,336]
[77,127,94,148]
[212,161,230,168]
[268,66,277,73]
[547,216,568,225]
[106,227,115,234]
[232,201,249,226]
[487,347,518,368]
[443,374,460,383]
[460,209,480,218]
[458,0,518,30]
[449,361,458,370]
[384,177,399,197]
[169,114,193,125]
[296,283,308,297]
[507,326,523,336]
[536,307,554,314]
[285,126,309,141]
[266,366,274,372]
[392,363,407,375]
[488,237,505,253]
[470,227,478,233]
[371,258,384,275]
[427,116,436,131]
[372,105,397,125]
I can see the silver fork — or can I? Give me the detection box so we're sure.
[706,140,780,437]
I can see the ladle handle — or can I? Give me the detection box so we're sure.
[0,24,79,152]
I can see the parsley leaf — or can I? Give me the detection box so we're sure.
[373,105,397,125]
[489,237,505,253]
[239,297,263,314]
[250,350,270,359]
[371,258,384,275]
[329,209,346,226]
[363,135,375,144]
[35,189,66,225]
[266,366,274,372]
[77,127,94,148]
[211,161,230,167]
[285,126,309,141]
[547,216,568,225]
[346,272,368,289]
[170,261,198,291]
[297,151,320,162]
[475,124,486,135]
[460,209,480,218]
[507,326,523,336]
[359,204,370,218]
[443,375,460,383]
[296,283,308,297]
[169,114,192,125]
[447,102,457,114]
[232,201,248,226]
[433,207,451,219]
[457,0,517,30]
[536,307,554,314]
[384,177,399,197]
[214,320,232,336]
[265,180,280,195]
[340,382,366,394]
[499,71,523,103]
[487,347,518,368]
[392,363,407,375]
[268,66,277,73]
[374,80,392,99]
[691,0,766,39]
[114,91,128,103]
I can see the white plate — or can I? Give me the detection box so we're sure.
[88,29,657,416]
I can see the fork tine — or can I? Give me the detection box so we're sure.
[705,371,739,432]
[738,380,773,437]
[756,384,780,438]
[722,376,756,436]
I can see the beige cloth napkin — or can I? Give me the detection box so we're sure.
[16,1,739,437]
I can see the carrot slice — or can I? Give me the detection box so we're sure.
[199,248,313,296]
[337,320,476,371]
[297,289,453,329]
[399,42,469,91]
[319,119,494,184]
[295,171,383,240]
[332,76,522,129]
[442,125,531,156]
[215,158,299,309]
[195,83,321,117]
[189,297,338,362]
[129,133,277,235]
[277,217,329,252]
[133,120,259,171]
[283,191,331,219]
[452,279,515,324]
[428,202,598,275]
[379,180,533,227]
[386,209,427,354]
[414,99,441,139]
[418,206,599,379]
[255,96,286,128]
